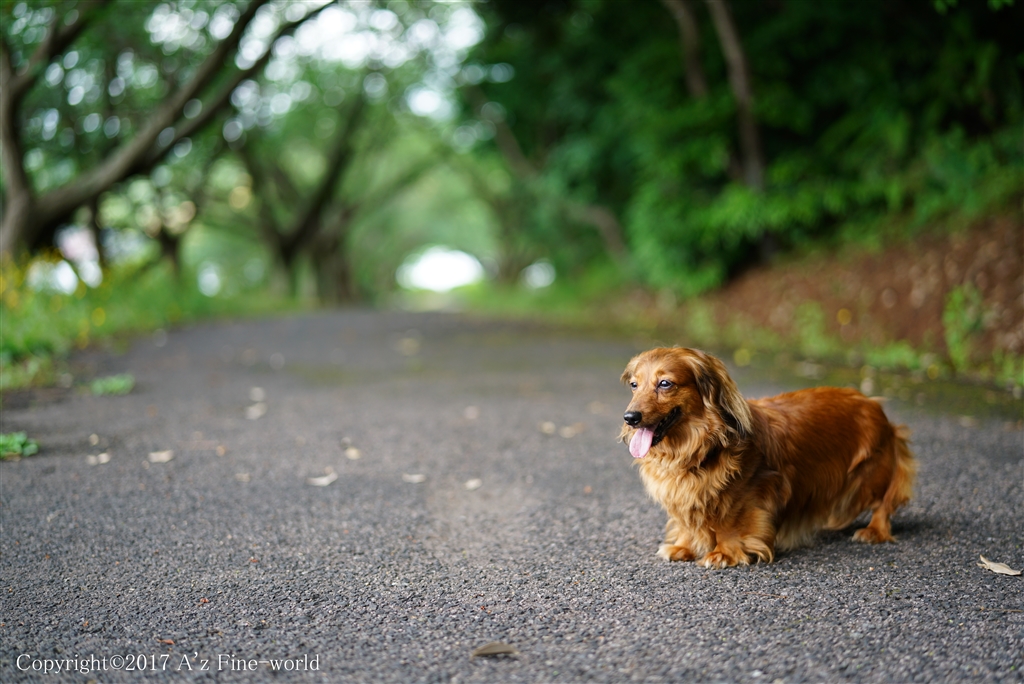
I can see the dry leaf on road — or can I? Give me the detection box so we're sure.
[471,641,518,658]
[402,473,426,483]
[246,402,267,420]
[464,478,482,490]
[977,555,1021,576]
[307,468,338,486]
[148,450,174,463]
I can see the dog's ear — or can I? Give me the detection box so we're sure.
[686,349,752,439]
[620,356,638,385]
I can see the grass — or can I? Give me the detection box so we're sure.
[459,272,1022,392]
[0,255,296,392]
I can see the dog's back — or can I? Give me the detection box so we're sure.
[749,387,915,549]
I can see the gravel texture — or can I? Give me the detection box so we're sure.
[1,310,1021,683]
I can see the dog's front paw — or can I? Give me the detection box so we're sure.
[700,548,750,569]
[657,543,697,562]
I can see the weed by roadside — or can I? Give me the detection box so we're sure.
[1,432,39,459]
[90,373,135,396]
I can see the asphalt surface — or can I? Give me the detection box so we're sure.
[1,310,1021,683]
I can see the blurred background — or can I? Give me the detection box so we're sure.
[1,0,1021,394]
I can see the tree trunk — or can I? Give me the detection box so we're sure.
[706,0,765,192]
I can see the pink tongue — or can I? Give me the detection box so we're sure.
[629,427,655,459]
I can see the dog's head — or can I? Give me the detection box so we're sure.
[619,347,752,460]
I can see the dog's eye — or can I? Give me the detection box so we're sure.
[630,381,638,390]
[657,380,673,389]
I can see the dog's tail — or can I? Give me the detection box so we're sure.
[885,425,916,513]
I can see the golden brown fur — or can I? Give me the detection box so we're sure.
[620,347,916,568]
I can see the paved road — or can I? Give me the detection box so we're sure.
[2,310,1021,683]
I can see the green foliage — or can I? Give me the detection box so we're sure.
[942,284,985,371]
[90,373,135,396]
[792,302,834,360]
[468,0,1024,295]
[0,432,39,459]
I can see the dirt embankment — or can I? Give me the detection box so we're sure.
[701,215,1023,366]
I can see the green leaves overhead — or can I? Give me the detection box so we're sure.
[467,0,1024,294]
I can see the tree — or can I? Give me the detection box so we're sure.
[465,0,1023,295]
[0,0,328,257]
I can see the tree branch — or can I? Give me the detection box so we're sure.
[34,0,272,229]
[463,85,536,179]
[236,144,286,250]
[661,0,708,99]
[280,91,367,265]
[143,1,334,170]
[6,1,113,101]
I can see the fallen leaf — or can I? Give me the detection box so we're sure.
[148,450,174,463]
[402,473,426,483]
[86,452,111,466]
[89,433,100,446]
[539,421,556,435]
[471,641,518,658]
[199,598,209,604]
[215,445,226,456]
[307,469,338,486]
[246,402,267,420]
[978,555,1022,576]
[395,337,420,356]
[157,639,174,645]
[464,478,482,491]
[344,446,362,460]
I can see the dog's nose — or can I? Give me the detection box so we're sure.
[623,411,642,427]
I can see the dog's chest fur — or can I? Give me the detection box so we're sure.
[637,446,744,524]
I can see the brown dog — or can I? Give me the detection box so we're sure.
[620,347,915,568]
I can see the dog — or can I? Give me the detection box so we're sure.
[620,347,916,568]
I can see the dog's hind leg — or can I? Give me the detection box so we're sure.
[852,426,916,544]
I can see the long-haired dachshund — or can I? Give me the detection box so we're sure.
[620,347,916,568]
